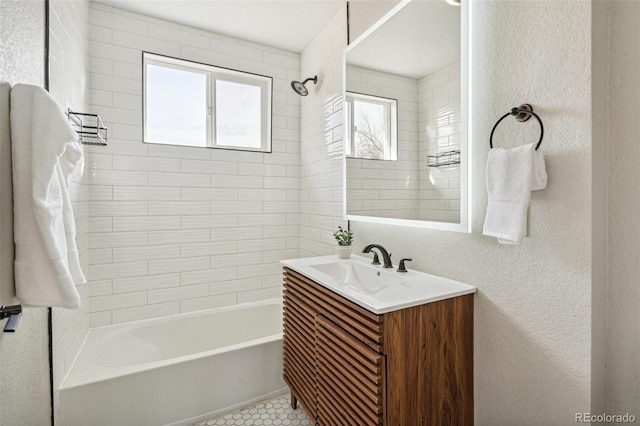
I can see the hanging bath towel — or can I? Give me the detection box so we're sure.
[10,84,85,308]
[483,143,547,244]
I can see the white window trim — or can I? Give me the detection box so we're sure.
[143,52,272,153]
[345,91,398,161]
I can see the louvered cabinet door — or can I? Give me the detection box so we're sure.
[316,315,385,426]
[283,273,318,421]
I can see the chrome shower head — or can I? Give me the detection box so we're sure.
[290,76,318,96]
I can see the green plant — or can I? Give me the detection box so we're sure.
[333,226,353,246]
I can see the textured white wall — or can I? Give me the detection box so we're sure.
[86,3,301,326]
[346,1,596,423]
[608,0,640,416]
[0,1,51,424]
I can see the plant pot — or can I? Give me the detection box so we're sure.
[337,245,352,259]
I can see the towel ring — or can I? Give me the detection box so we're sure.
[489,104,544,151]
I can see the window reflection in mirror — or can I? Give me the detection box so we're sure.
[346,92,398,161]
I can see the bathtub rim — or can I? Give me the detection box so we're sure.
[61,298,283,390]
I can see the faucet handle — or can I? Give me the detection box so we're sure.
[397,258,412,273]
[370,252,381,265]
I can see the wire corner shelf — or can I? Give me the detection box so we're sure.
[427,149,461,168]
[67,109,108,146]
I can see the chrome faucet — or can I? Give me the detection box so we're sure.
[362,244,393,268]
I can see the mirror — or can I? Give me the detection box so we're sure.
[344,0,470,232]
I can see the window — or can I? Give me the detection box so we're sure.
[345,92,397,161]
[143,52,272,152]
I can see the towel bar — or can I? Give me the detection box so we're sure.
[490,104,544,151]
[0,304,22,332]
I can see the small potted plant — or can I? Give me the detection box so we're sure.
[333,225,354,259]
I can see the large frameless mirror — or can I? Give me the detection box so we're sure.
[344,0,471,232]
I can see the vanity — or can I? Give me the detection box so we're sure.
[281,255,476,426]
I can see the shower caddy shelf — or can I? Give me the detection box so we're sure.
[427,149,461,168]
[67,109,108,146]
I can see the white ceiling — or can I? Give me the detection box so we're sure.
[347,0,460,79]
[99,0,345,53]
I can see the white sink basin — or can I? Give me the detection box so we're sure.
[281,255,476,314]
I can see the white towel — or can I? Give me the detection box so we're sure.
[483,143,547,244]
[10,84,86,308]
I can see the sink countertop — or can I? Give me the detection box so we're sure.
[281,254,476,314]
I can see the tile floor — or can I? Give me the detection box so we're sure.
[193,394,314,426]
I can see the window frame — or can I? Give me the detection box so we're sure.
[345,91,398,161]
[142,52,273,153]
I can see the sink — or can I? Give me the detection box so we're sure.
[281,255,476,314]
[309,261,404,295]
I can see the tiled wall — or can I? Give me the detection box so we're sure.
[345,65,419,219]
[48,0,92,416]
[86,3,300,326]
[299,5,348,256]
[418,62,461,222]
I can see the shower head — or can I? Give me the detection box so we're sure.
[291,76,318,96]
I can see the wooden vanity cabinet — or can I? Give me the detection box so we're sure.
[283,267,474,426]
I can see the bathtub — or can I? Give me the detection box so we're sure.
[59,299,286,426]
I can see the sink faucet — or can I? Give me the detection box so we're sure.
[362,244,393,268]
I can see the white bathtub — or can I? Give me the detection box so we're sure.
[59,299,286,426]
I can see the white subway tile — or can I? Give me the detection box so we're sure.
[238,214,286,227]
[90,312,112,328]
[148,201,210,216]
[113,216,180,232]
[112,302,180,324]
[180,294,236,314]
[211,252,262,269]
[181,187,238,201]
[89,280,113,297]
[112,273,180,293]
[237,238,286,253]
[237,287,281,304]
[113,186,180,201]
[148,23,209,49]
[113,155,180,173]
[181,241,237,258]
[90,231,148,249]
[89,248,112,265]
[210,278,261,295]
[180,159,238,175]
[90,217,113,233]
[148,284,209,304]
[210,201,261,215]
[210,227,262,242]
[210,175,263,189]
[90,169,148,186]
[112,30,180,57]
[113,244,181,263]
[90,291,147,312]
[180,215,238,229]
[90,261,148,280]
[238,189,286,202]
[149,171,210,187]
[180,267,237,286]
[90,8,148,36]
[148,256,210,275]
[149,229,209,245]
